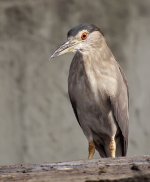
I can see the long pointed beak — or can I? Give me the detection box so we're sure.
[50,40,77,60]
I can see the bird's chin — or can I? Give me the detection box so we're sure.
[77,48,88,55]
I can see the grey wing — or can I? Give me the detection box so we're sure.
[68,52,84,127]
[110,65,129,156]
[68,93,81,126]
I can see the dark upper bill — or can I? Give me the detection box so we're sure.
[50,40,78,60]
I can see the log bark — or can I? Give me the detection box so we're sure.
[0,156,149,182]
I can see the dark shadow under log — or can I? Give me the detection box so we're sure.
[0,156,149,182]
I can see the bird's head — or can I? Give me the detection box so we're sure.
[50,23,104,59]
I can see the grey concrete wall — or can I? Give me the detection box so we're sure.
[0,0,149,164]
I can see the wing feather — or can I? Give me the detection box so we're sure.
[110,64,129,156]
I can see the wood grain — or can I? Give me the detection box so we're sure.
[0,156,149,181]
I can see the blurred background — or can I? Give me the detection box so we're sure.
[0,0,150,164]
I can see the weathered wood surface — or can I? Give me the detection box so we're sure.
[0,156,149,182]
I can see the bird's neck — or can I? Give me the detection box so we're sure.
[82,38,114,72]
[79,39,117,101]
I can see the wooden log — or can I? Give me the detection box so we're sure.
[0,156,149,182]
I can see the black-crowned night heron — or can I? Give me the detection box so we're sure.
[50,24,129,159]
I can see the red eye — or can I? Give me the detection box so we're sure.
[81,32,88,40]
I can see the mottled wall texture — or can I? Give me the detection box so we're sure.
[0,0,149,164]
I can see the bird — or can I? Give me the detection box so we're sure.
[50,23,129,159]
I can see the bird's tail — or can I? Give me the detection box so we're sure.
[95,143,107,158]
[95,136,126,158]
